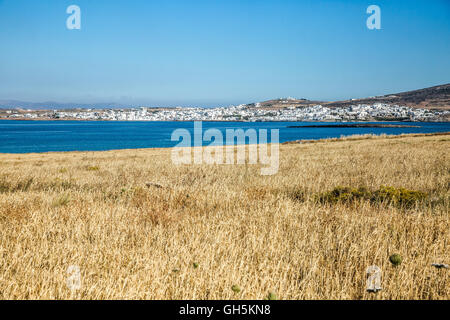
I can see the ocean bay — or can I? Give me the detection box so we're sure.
[0,120,449,154]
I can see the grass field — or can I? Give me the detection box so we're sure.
[0,133,449,299]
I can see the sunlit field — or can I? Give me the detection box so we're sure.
[0,133,448,299]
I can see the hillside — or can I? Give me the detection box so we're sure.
[251,84,450,111]
[325,84,450,110]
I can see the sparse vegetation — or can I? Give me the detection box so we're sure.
[0,133,448,299]
[316,186,371,204]
[389,254,403,267]
[86,165,100,171]
[231,285,241,293]
[372,186,428,207]
[52,193,70,207]
[316,186,428,208]
[266,292,278,300]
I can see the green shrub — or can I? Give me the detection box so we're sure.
[316,186,427,208]
[372,186,427,207]
[389,253,403,266]
[317,186,371,203]
[231,285,241,293]
[52,194,70,207]
[266,292,277,300]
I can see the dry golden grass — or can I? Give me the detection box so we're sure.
[0,133,449,300]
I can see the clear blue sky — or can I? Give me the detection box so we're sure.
[0,0,449,107]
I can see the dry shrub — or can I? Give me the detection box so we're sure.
[0,201,32,222]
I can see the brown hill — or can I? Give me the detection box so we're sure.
[325,84,450,110]
[247,98,324,110]
[251,84,450,110]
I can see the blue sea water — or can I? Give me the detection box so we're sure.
[0,120,449,154]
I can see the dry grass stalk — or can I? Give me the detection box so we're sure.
[0,133,448,299]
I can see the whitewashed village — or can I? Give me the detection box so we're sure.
[3,100,449,122]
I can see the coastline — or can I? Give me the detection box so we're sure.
[0,131,448,155]
[1,117,449,123]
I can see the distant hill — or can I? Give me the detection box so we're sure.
[324,84,450,110]
[250,84,450,111]
[0,100,128,110]
[246,97,325,109]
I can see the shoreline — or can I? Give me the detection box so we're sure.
[0,131,448,156]
[0,117,449,123]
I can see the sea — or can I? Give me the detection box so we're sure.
[0,120,449,154]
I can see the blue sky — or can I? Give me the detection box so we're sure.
[0,0,449,107]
